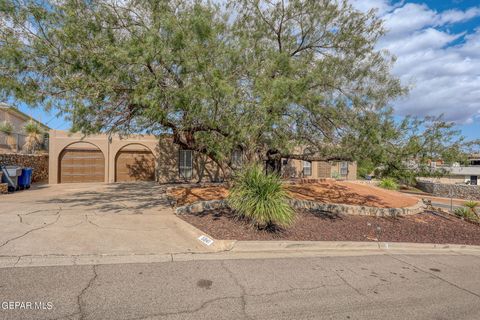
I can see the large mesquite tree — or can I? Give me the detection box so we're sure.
[0,0,405,169]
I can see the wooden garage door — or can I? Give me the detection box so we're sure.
[59,149,105,183]
[115,150,155,182]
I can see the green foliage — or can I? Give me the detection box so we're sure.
[23,120,43,135]
[378,178,399,190]
[454,207,479,222]
[0,121,13,135]
[22,120,44,153]
[357,159,375,179]
[351,114,479,185]
[0,0,405,168]
[454,207,471,218]
[464,201,479,210]
[463,201,479,218]
[228,165,295,228]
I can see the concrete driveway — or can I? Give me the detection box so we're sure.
[0,183,212,264]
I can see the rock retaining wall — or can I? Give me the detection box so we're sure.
[417,181,480,200]
[0,153,49,183]
[0,172,7,194]
[175,198,425,217]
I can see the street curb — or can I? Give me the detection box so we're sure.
[229,240,480,252]
[1,240,479,268]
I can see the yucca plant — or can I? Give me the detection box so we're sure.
[464,201,479,218]
[454,207,479,222]
[0,121,13,135]
[454,207,470,218]
[22,120,44,153]
[228,164,295,228]
[378,177,399,190]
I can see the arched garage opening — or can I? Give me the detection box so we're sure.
[58,142,105,183]
[115,144,156,182]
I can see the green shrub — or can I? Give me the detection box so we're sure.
[454,207,470,218]
[23,120,42,135]
[0,121,13,134]
[454,207,479,222]
[464,201,479,210]
[228,164,295,228]
[378,178,399,190]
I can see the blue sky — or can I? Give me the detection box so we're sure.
[14,0,480,140]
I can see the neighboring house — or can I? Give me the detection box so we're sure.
[419,154,480,186]
[281,158,356,180]
[48,130,358,184]
[0,103,50,153]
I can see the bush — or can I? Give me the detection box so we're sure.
[464,201,479,210]
[378,178,399,190]
[0,121,13,134]
[23,120,43,135]
[454,207,470,218]
[454,207,479,222]
[228,164,295,228]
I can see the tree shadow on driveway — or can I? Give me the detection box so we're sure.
[39,182,170,214]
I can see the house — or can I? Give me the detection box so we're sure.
[48,130,357,184]
[0,103,50,153]
[419,154,480,186]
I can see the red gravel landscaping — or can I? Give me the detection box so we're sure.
[168,181,418,208]
[179,209,480,245]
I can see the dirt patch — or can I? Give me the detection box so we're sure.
[169,181,418,208]
[179,209,480,245]
[168,186,229,206]
[286,181,418,208]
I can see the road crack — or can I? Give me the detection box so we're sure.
[387,254,480,299]
[221,261,252,320]
[333,269,364,297]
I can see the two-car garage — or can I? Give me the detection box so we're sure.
[53,133,158,184]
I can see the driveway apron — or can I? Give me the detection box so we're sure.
[0,183,210,259]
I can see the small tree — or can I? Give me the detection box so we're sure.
[22,120,44,154]
[464,201,479,219]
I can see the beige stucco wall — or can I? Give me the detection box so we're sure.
[417,176,470,184]
[49,130,228,184]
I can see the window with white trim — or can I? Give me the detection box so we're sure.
[179,150,193,180]
[303,161,312,176]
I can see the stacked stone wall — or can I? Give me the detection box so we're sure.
[0,153,49,183]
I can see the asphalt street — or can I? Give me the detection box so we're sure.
[1,253,479,320]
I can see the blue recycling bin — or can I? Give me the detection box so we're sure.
[18,167,33,190]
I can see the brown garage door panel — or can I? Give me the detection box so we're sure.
[60,149,105,183]
[116,151,155,182]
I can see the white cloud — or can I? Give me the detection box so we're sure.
[352,0,480,124]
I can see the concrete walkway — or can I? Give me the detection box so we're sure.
[0,183,214,266]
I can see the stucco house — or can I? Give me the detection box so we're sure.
[48,130,357,184]
[0,103,50,153]
[420,155,480,186]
